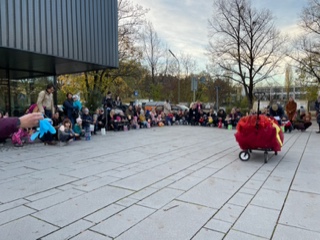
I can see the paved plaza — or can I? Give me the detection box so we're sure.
[0,124,319,240]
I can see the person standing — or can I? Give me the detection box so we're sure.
[315,96,320,133]
[285,97,297,123]
[37,83,56,145]
[63,92,76,126]
[73,95,82,117]
[37,84,55,117]
[163,99,172,125]
[114,95,122,108]
[102,91,113,130]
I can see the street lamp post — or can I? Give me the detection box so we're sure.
[169,49,180,103]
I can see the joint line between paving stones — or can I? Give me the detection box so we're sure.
[195,132,302,239]
[270,131,312,239]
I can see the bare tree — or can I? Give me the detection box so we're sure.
[208,0,286,108]
[180,53,197,77]
[140,21,163,99]
[118,0,149,62]
[291,0,320,83]
[141,21,163,84]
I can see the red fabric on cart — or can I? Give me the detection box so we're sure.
[235,115,284,152]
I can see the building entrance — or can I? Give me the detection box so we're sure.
[0,78,10,115]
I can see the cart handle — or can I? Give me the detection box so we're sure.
[253,92,265,129]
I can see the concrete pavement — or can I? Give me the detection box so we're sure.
[0,124,319,240]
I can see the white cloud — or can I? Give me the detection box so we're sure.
[133,0,309,78]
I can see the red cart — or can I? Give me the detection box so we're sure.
[234,93,284,163]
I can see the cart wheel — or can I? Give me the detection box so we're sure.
[264,151,268,163]
[239,151,250,161]
[249,149,252,153]
[274,151,278,155]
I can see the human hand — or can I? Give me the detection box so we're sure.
[19,113,43,128]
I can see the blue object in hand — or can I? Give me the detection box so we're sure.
[30,118,56,141]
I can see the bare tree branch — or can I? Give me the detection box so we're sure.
[208,0,286,108]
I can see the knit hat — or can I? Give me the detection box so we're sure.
[73,94,79,101]
[272,104,278,111]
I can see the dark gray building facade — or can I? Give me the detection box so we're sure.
[0,0,118,115]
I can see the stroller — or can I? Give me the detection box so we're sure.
[234,92,284,163]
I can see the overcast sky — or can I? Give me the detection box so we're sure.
[133,0,308,78]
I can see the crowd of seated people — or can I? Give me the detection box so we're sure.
[4,94,315,148]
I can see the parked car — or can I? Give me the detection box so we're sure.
[172,104,189,113]
[144,101,165,113]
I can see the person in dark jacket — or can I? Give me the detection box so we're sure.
[189,103,198,125]
[63,93,76,125]
[269,103,284,125]
[102,91,113,130]
[0,113,43,143]
[81,108,92,140]
[217,109,227,128]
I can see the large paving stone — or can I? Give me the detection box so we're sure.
[169,175,204,191]
[291,171,320,194]
[0,205,35,225]
[228,192,253,207]
[233,205,279,239]
[115,200,216,240]
[177,177,243,209]
[224,230,268,240]
[0,199,29,213]
[84,204,126,223]
[70,230,112,240]
[42,219,94,240]
[212,160,262,182]
[91,205,155,238]
[26,188,86,210]
[111,160,192,191]
[205,218,233,233]
[64,162,123,178]
[214,203,244,223]
[73,175,120,192]
[278,190,320,232]
[25,188,62,201]
[192,228,224,240]
[0,167,36,180]
[272,224,320,240]
[0,174,76,202]
[129,187,159,200]
[262,176,292,192]
[0,216,58,240]
[32,185,133,227]
[138,187,184,209]
[251,189,287,210]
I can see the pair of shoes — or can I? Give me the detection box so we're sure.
[44,141,57,145]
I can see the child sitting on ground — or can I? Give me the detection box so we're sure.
[281,115,293,133]
[73,118,83,140]
[132,116,140,129]
[59,118,78,145]
[139,110,148,128]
